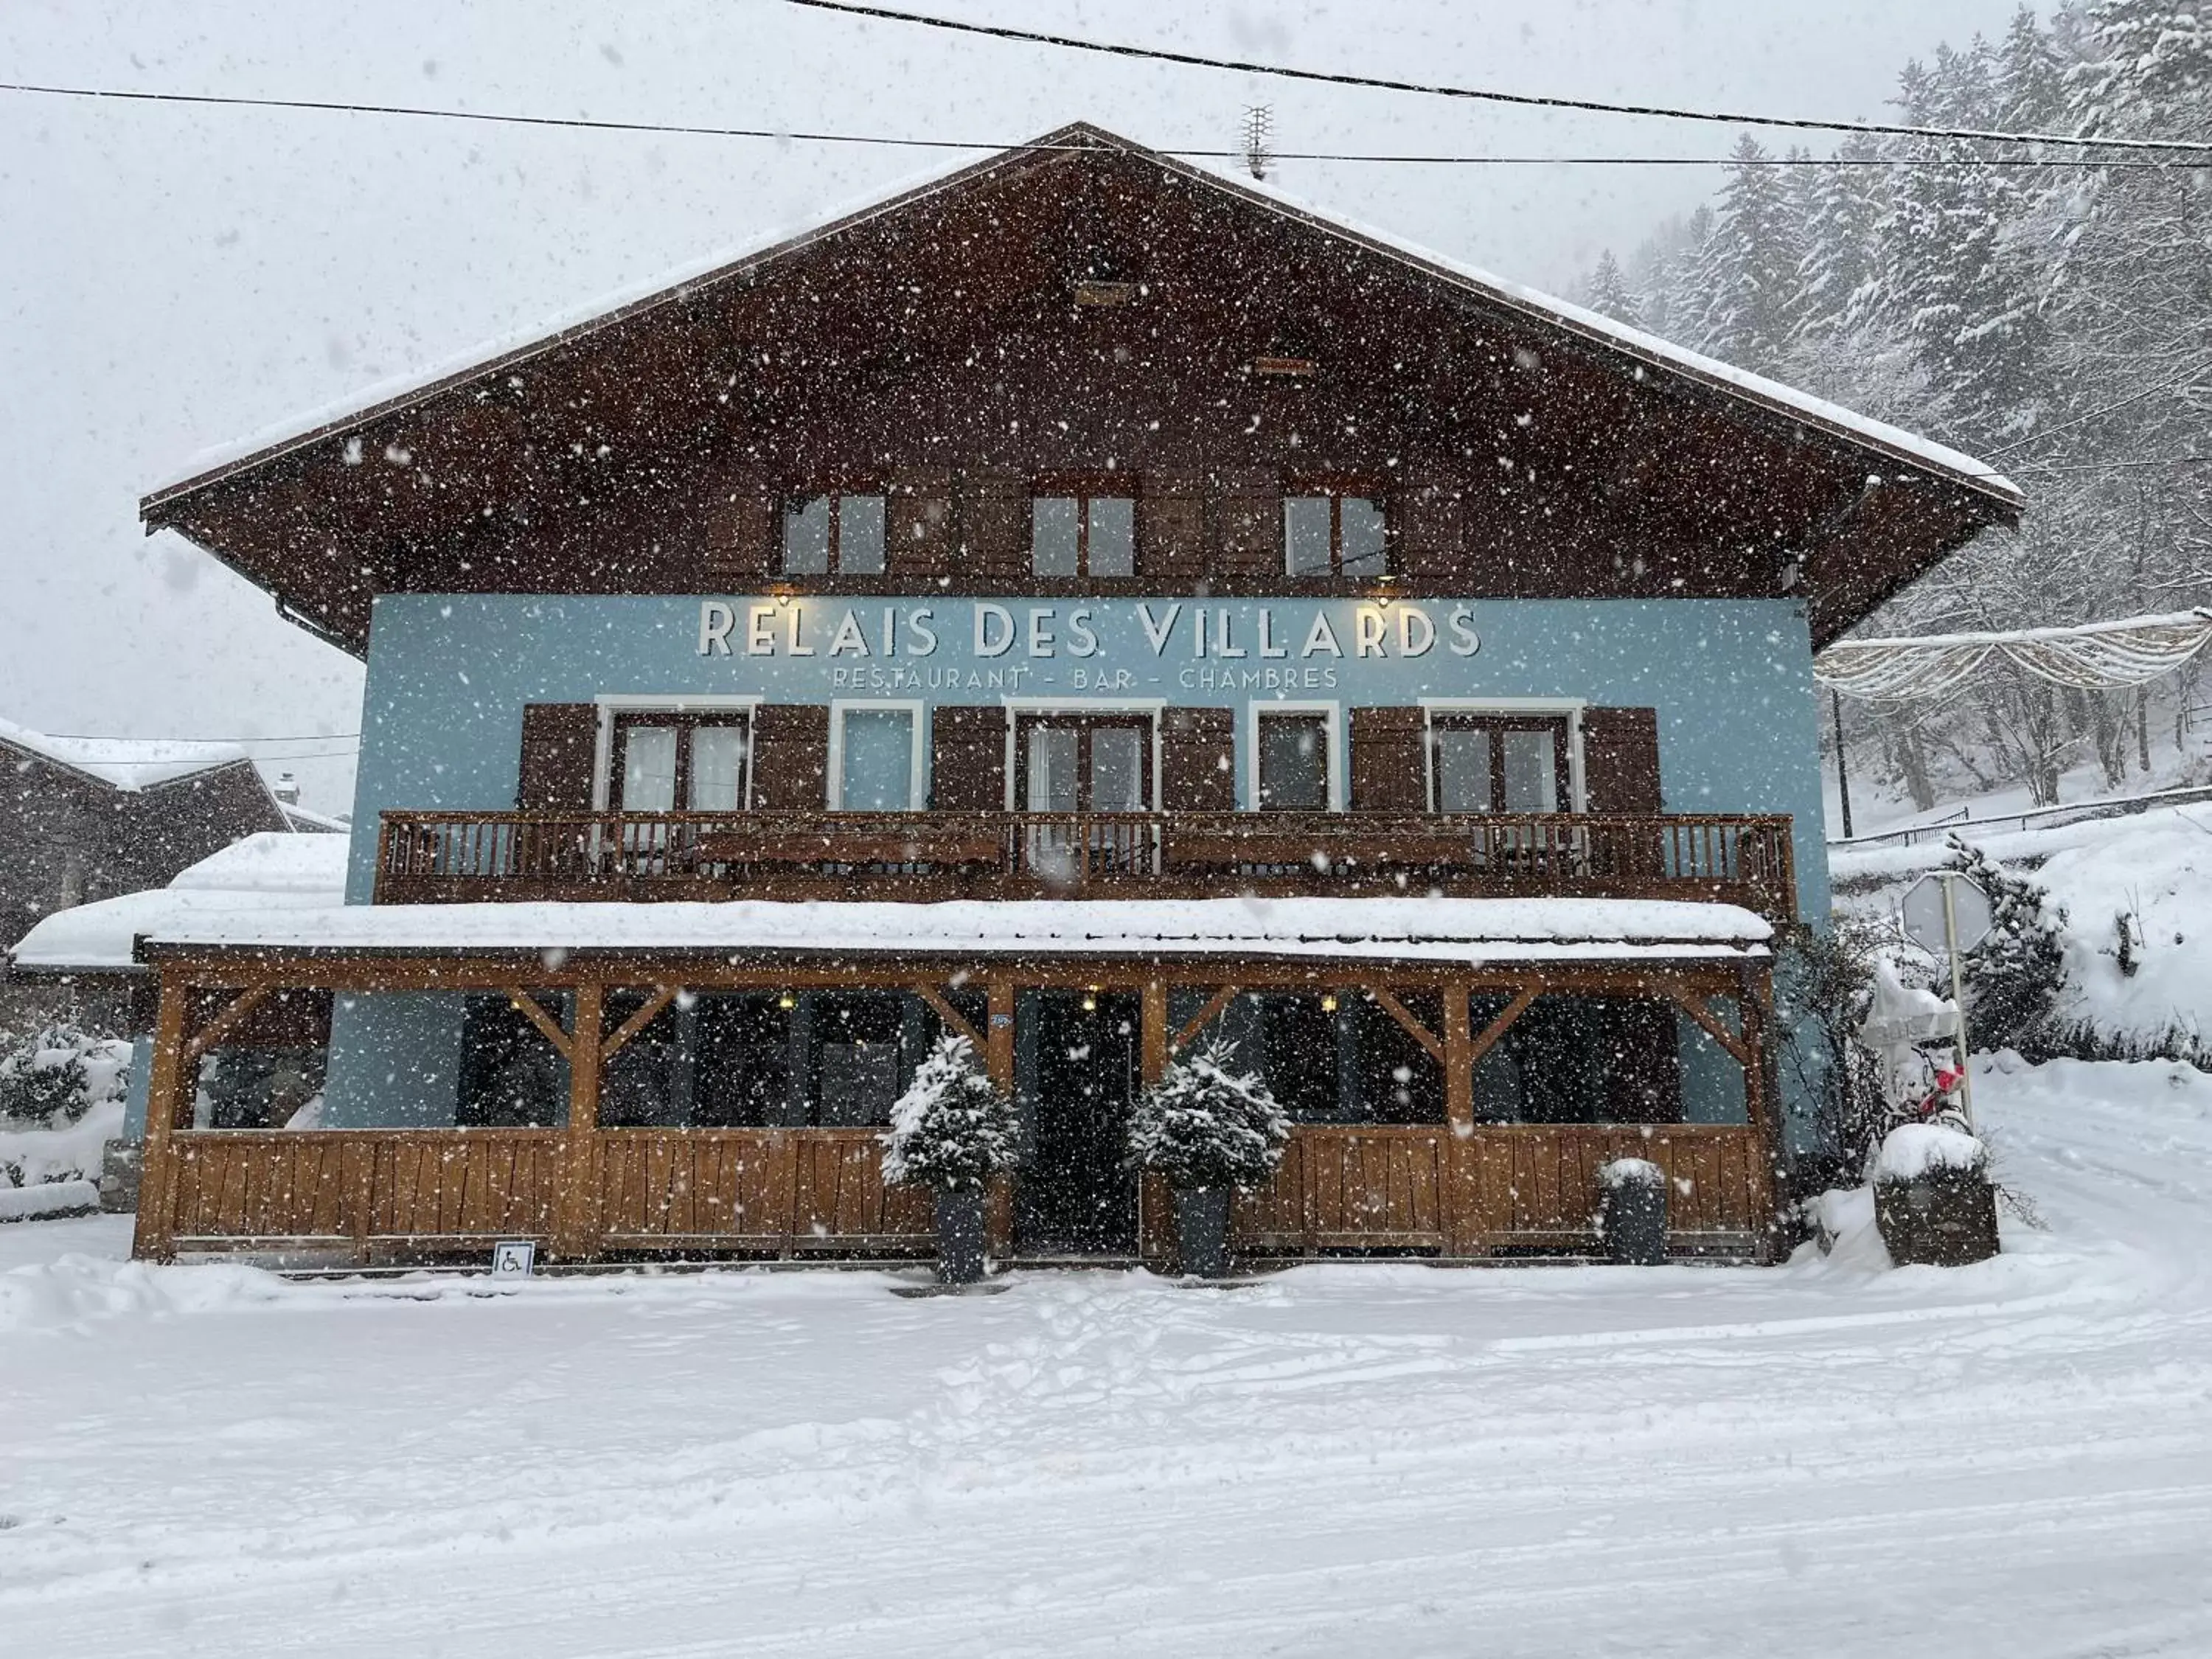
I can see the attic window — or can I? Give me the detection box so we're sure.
[1074,279,1139,307]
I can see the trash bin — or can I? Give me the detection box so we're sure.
[1872,1124,1999,1266]
[1598,1158,1668,1265]
[933,1185,988,1286]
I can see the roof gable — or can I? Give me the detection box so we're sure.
[142,124,2020,650]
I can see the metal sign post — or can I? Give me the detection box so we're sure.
[1899,871,1994,1133]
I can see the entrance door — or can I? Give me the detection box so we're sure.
[1020,991,1141,1255]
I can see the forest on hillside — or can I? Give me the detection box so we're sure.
[1576,1,2212,813]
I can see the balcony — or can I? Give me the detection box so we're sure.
[373,810,1797,922]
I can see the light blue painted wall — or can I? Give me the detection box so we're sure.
[346,593,1831,916]
[335,591,1832,1138]
[323,992,470,1128]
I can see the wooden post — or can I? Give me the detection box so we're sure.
[986,978,1016,1092]
[553,981,605,1261]
[131,973,192,1262]
[1738,964,1784,1262]
[1140,979,1169,1085]
[1441,980,1480,1256]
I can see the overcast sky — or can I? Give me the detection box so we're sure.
[1,0,2033,812]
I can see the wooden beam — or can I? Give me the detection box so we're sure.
[911,984,984,1053]
[131,974,191,1264]
[1466,984,1542,1068]
[181,984,271,1065]
[552,981,604,1262]
[1738,962,1784,1262]
[504,989,573,1062]
[1370,987,1447,1068]
[1663,984,1751,1068]
[1168,985,1242,1057]
[600,985,681,1062]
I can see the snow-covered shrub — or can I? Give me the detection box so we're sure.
[1127,1040,1289,1192]
[0,1023,133,1190]
[1874,1122,1987,1184]
[1946,838,2066,1053]
[1773,914,1890,1190]
[880,1034,1020,1192]
[0,1022,119,1127]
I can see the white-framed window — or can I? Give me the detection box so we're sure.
[1246,700,1343,813]
[997,698,1167,813]
[828,700,924,810]
[1418,699,1585,813]
[589,695,764,811]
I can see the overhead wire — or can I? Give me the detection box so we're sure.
[4,80,2211,169]
[773,0,2212,156]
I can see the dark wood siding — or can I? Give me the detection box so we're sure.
[1349,706,1427,811]
[748,705,831,810]
[1398,479,1467,577]
[1581,707,1663,813]
[1159,707,1235,812]
[930,706,1006,810]
[516,704,600,810]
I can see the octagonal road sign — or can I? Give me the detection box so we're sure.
[1900,871,1994,956]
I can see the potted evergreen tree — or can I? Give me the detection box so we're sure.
[881,1033,1020,1285]
[1127,1038,1290,1279]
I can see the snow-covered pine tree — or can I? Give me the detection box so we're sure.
[1703,134,1804,372]
[880,1033,1020,1192]
[1945,838,2068,1051]
[0,1024,91,1127]
[1667,204,1725,354]
[1582,249,1642,329]
[1126,1038,1289,1191]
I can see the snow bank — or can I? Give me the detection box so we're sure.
[0,1178,99,1222]
[2033,812,2212,1041]
[1876,1123,1989,1183]
[136,894,1771,964]
[0,1098,124,1187]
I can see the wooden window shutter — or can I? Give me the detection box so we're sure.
[1581,707,1663,813]
[516,703,601,811]
[930,706,1006,810]
[748,705,831,810]
[888,467,954,577]
[1210,467,1279,576]
[1397,479,1467,578]
[701,467,776,581]
[1138,469,1206,580]
[1159,707,1235,812]
[960,473,1028,582]
[1349,706,1427,811]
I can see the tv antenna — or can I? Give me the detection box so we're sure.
[1242,105,1273,180]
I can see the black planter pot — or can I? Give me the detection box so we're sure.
[1874,1169,2000,1267]
[933,1185,988,1285]
[1172,1186,1232,1279]
[1598,1162,1669,1265]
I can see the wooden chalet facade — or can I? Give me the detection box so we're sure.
[128,127,2018,1270]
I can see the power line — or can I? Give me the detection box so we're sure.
[34,730,360,746]
[774,0,2212,156]
[6,80,2211,170]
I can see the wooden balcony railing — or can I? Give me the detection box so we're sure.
[374,809,1797,920]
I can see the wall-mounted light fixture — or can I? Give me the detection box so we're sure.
[1252,356,1318,379]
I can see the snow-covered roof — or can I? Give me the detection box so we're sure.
[145,125,2017,512]
[0,714,254,793]
[131,894,1770,964]
[10,832,350,973]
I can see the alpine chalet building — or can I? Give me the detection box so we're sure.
[126,127,2019,1268]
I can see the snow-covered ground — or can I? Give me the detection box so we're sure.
[4,1056,2211,1658]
